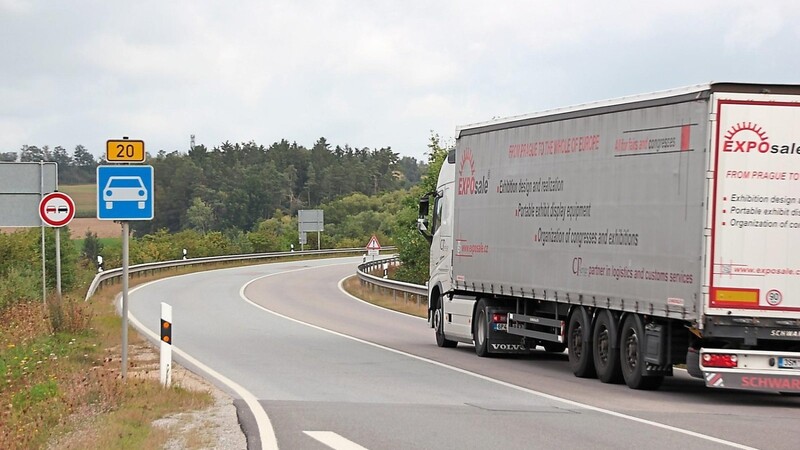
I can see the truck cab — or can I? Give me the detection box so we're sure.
[418,151,455,331]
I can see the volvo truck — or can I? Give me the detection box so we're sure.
[418,83,800,391]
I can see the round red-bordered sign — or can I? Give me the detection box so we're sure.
[39,192,76,227]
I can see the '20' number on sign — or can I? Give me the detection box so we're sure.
[116,144,136,158]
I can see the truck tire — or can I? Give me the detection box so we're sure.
[433,296,457,348]
[567,307,596,378]
[474,300,490,357]
[620,314,663,390]
[592,310,622,384]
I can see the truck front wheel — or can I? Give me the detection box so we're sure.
[620,314,663,390]
[567,307,596,378]
[434,296,457,348]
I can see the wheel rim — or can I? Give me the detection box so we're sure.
[434,308,442,333]
[624,330,638,370]
[570,323,583,359]
[597,327,609,366]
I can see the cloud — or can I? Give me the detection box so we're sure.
[724,6,785,51]
[1,1,800,161]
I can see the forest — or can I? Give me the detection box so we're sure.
[4,138,423,233]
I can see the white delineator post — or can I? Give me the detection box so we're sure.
[160,302,172,388]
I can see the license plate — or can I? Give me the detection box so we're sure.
[493,323,507,331]
[778,357,800,369]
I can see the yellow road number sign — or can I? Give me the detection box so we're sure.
[106,140,145,162]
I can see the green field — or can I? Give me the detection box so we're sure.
[60,184,96,218]
[72,236,121,252]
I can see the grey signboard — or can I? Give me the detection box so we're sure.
[298,209,324,232]
[453,99,707,319]
[0,162,58,226]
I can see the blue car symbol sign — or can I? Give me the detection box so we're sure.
[103,176,148,210]
[97,165,154,220]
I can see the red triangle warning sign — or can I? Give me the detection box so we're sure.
[366,235,381,250]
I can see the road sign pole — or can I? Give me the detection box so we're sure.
[55,227,62,300]
[121,221,129,380]
[41,228,46,304]
[97,139,151,382]
[40,163,46,306]
[37,191,75,305]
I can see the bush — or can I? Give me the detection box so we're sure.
[46,293,92,334]
[0,227,82,313]
[0,267,40,310]
[80,231,104,266]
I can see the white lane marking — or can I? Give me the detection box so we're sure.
[128,276,285,450]
[304,431,369,450]
[238,270,755,450]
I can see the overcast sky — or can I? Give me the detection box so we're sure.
[2,1,799,162]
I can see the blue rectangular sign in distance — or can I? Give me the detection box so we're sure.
[96,165,154,220]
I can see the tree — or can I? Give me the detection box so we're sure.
[81,231,103,266]
[187,197,215,234]
[397,156,423,185]
[0,152,16,162]
[248,211,296,252]
[72,145,96,167]
[19,145,45,162]
[393,134,451,284]
[51,146,72,167]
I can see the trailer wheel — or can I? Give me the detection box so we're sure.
[433,295,457,348]
[567,307,596,378]
[592,310,622,384]
[474,300,490,357]
[620,314,663,390]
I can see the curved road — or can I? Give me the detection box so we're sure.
[127,257,799,449]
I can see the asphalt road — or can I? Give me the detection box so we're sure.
[127,256,800,450]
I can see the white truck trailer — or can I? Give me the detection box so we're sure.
[418,82,800,391]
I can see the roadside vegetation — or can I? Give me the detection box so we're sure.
[342,272,427,319]
[0,227,224,448]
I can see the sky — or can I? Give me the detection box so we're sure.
[2,0,800,162]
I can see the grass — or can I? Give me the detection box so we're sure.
[60,184,96,218]
[342,271,427,318]
[72,237,120,253]
[0,289,213,450]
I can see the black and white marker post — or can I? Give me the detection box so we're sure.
[160,302,172,387]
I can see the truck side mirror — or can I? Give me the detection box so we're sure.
[417,193,433,244]
[418,196,430,218]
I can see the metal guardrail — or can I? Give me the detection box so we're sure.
[356,255,428,307]
[84,247,394,302]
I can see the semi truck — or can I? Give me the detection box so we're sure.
[417,82,800,392]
